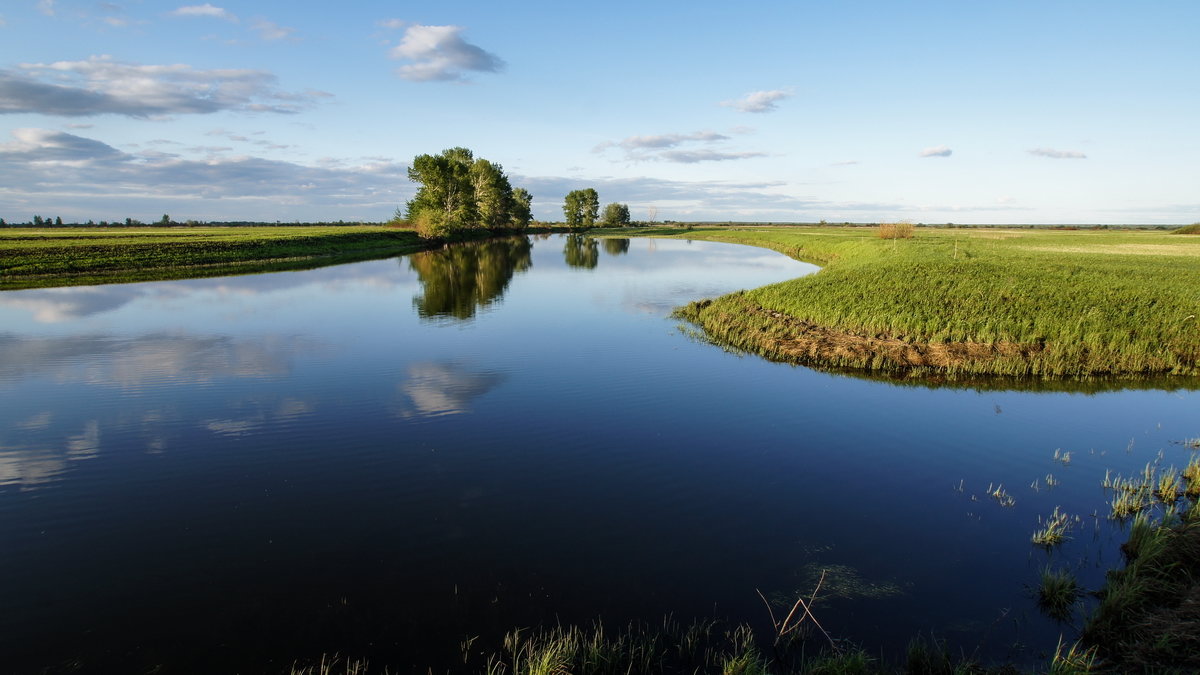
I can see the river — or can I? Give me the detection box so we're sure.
[1,234,1196,672]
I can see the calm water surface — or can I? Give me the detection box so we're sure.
[1,234,1197,673]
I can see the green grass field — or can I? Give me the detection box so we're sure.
[0,226,429,289]
[608,226,1200,378]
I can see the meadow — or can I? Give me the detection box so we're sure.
[613,225,1200,378]
[0,225,430,289]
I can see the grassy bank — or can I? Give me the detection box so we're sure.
[600,226,1200,378]
[0,226,438,289]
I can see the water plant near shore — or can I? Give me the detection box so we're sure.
[1082,513,1200,671]
[1183,455,1200,498]
[1036,567,1081,621]
[987,483,1015,507]
[1032,507,1071,547]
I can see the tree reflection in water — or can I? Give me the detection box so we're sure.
[563,234,599,269]
[602,238,630,256]
[408,237,533,320]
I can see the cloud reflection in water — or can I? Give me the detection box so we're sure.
[0,419,101,491]
[397,361,506,418]
[0,332,314,389]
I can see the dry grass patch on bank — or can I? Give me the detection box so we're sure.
[876,222,914,239]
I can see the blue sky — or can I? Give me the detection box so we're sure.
[1,0,1197,224]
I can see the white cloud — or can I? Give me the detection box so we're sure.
[0,56,330,117]
[594,129,766,163]
[0,128,412,219]
[658,149,768,163]
[2,127,123,161]
[388,24,504,82]
[0,14,7,27]
[631,130,730,148]
[204,128,292,151]
[253,19,295,41]
[377,18,405,29]
[597,130,729,152]
[831,160,860,166]
[517,173,1037,222]
[919,145,953,157]
[171,4,237,21]
[721,89,793,113]
[38,0,56,17]
[1029,147,1087,159]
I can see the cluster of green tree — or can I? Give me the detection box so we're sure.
[404,147,533,239]
[562,189,632,230]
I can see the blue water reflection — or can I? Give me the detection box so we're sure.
[0,235,1195,673]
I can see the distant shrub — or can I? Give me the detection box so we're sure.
[412,210,449,240]
[877,221,915,239]
[1172,223,1200,235]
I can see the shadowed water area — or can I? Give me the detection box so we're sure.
[1,234,1198,673]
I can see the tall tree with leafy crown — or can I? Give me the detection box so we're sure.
[563,188,599,230]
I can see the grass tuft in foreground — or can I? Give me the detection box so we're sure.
[1036,567,1081,621]
[1048,639,1097,675]
[289,654,370,675]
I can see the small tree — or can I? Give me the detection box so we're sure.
[563,188,599,230]
[160,214,171,225]
[510,188,533,229]
[470,159,514,230]
[601,203,630,227]
[406,147,478,238]
[55,216,63,226]
[33,215,43,226]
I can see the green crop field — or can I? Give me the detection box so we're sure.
[613,225,1200,378]
[0,226,429,289]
